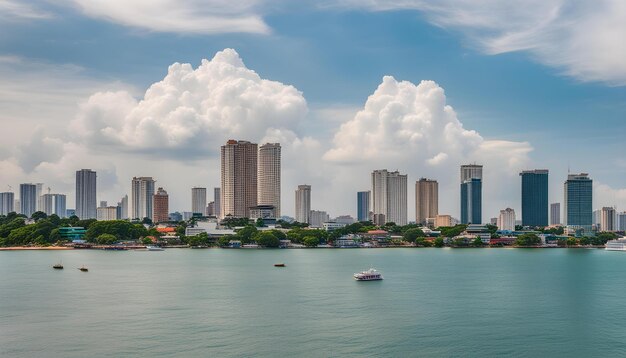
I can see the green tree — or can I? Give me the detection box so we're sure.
[515,233,542,246]
[579,237,591,246]
[438,225,467,238]
[593,232,618,245]
[141,236,153,245]
[218,236,232,247]
[254,231,280,247]
[188,232,210,247]
[142,217,153,226]
[303,236,320,247]
[403,228,425,243]
[31,211,48,221]
[472,237,484,247]
[49,228,61,243]
[566,237,578,247]
[237,225,258,244]
[256,218,265,227]
[97,233,118,245]
[434,237,445,247]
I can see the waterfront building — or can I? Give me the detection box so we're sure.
[460,164,482,225]
[40,193,66,217]
[550,203,561,226]
[257,143,281,218]
[435,215,452,228]
[131,176,155,220]
[249,205,276,220]
[0,192,14,215]
[323,222,347,232]
[461,178,482,224]
[214,188,221,219]
[415,178,438,225]
[564,173,593,233]
[152,187,169,223]
[96,206,118,221]
[357,191,371,222]
[498,208,516,231]
[618,212,626,231]
[221,140,258,218]
[119,195,128,219]
[76,169,97,219]
[295,185,311,224]
[372,170,408,226]
[191,187,207,215]
[310,210,329,228]
[20,183,37,218]
[520,170,549,227]
[601,207,616,232]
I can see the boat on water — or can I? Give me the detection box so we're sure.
[274,263,286,267]
[78,266,88,272]
[146,245,164,251]
[605,238,626,251]
[354,268,383,281]
[53,262,63,269]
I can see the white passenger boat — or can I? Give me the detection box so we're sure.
[146,245,164,251]
[354,268,383,281]
[605,238,626,251]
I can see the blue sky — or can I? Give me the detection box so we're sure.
[0,0,624,218]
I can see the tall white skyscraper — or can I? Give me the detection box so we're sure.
[600,207,616,232]
[40,193,66,217]
[35,183,43,211]
[191,187,207,215]
[257,143,281,217]
[214,188,221,219]
[415,178,438,224]
[0,192,14,215]
[372,170,407,226]
[221,140,258,218]
[76,169,97,219]
[119,195,128,219]
[309,209,329,228]
[550,203,561,225]
[295,185,311,224]
[131,176,155,220]
[20,183,37,218]
[498,208,516,231]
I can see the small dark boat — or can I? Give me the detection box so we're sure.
[53,262,63,269]
[78,266,88,272]
[274,263,286,267]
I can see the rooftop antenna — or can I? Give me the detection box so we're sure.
[47,187,51,194]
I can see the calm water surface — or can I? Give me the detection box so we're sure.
[2,248,626,357]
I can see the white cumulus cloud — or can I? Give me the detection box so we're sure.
[323,76,533,218]
[338,0,626,85]
[71,48,308,158]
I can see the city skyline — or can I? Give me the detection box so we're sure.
[0,4,624,220]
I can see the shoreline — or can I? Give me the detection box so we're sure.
[0,246,74,251]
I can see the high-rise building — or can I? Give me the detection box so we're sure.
[295,185,311,224]
[191,187,207,215]
[257,143,281,218]
[152,187,169,223]
[564,173,593,233]
[357,191,370,222]
[20,183,37,218]
[372,170,408,226]
[119,195,128,219]
[415,178,438,224]
[309,210,329,228]
[550,203,561,226]
[617,212,626,231]
[214,188,221,219]
[96,206,118,221]
[435,214,452,228]
[221,140,258,218]
[461,178,482,224]
[520,170,549,227]
[600,207,616,232]
[460,165,482,225]
[131,176,155,220]
[207,202,215,216]
[40,193,66,217]
[76,169,97,219]
[99,201,107,208]
[35,183,43,212]
[498,208,516,231]
[460,164,483,182]
[14,199,20,214]
[0,192,14,215]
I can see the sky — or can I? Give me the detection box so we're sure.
[0,0,625,220]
